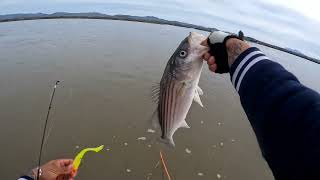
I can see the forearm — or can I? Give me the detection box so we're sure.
[227,43,320,179]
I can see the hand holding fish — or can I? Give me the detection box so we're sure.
[29,159,76,180]
[153,31,249,146]
[201,31,250,73]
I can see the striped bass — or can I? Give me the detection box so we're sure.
[152,32,209,147]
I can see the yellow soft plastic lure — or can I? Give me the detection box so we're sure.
[72,145,104,175]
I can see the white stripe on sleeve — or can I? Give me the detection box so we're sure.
[236,56,269,92]
[232,51,263,86]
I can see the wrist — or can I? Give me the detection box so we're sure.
[30,167,42,180]
[225,38,250,67]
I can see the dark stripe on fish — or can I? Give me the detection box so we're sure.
[161,79,168,138]
[171,80,178,136]
[158,83,163,138]
[158,75,174,139]
[163,81,168,138]
[165,78,172,138]
[172,83,178,129]
[167,78,174,137]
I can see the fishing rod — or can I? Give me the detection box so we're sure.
[36,80,60,180]
[0,15,319,64]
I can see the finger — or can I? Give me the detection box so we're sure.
[59,159,73,170]
[203,53,211,61]
[57,174,68,180]
[207,56,215,66]
[60,159,74,166]
[59,173,74,180]
[209,64,217,72]
[57,160,74,173]
[64,164,73,173]
[71,170,77,178]
[64,174,71,180]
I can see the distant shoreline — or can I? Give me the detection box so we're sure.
[0,13,319,64]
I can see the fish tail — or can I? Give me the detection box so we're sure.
[158,136,175,148]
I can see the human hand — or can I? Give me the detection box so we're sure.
[201,31,247,73]
[201,39,218,72]
[31,159,76,180]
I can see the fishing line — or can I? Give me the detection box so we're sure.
[42,116,55,147]
[36,80,60,180]
[160,151,172,180]
[43,87,73,145]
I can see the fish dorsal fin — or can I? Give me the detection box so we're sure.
[197,86,203,95]
[193,90,204,107]
[151,83,160,103]
[180,120,190,129]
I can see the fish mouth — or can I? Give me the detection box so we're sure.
[188,32,210,55]
[188,32,207,46]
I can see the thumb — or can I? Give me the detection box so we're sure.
[58,159,74,174]
[62,163,74,174]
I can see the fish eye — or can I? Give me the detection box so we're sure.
[179,50,188,58]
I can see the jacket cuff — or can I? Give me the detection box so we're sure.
[229,47,270,92]
[18,176,34,180]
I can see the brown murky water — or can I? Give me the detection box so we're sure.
[0,19,319,180]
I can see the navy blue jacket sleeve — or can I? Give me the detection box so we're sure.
[229,47,320,179]
[18,176,34,180]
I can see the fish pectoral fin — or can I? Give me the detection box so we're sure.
[197,86,204,95]
[180,120,190,129]
[193,91,204,107]
[177,82,187,97]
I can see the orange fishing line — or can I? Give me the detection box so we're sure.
[160,151,172,180]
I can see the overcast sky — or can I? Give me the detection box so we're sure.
[1,0,319,58]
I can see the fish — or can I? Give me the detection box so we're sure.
[151,32,209,147]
